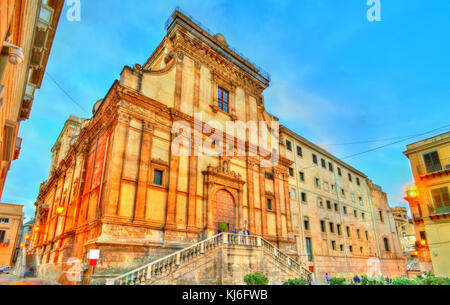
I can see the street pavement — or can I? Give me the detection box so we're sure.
[0,274,58,285]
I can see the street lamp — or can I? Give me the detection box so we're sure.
[56,206,64,214]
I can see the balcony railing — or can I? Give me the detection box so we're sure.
[0,240,10,247]
[416,157,450,176]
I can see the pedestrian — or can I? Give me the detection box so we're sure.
[307,273,313,285]
[385,276,390,285]
[325,273,330,285]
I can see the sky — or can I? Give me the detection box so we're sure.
[2,0,450,220]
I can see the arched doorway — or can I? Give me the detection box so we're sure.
[212,189,235,232]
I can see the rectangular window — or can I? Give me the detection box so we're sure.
[0,230,5,243]
[359,196,363,205]
[304,219,310,230]
[384,238,390,251]
[360,247,363,254]
[332,241,336,251]
[365,231,369,241]
[296,146,302,157]
[340,244,344,252]
[357,229,361,239]
[306,238,313,261]
[341,189,345,198]
[328,162,333,172]
[301,192,307,203]
[337,224,341,235]
[431,187,450,212]
[337,167,342,176]
[290,189,296,199]
[267,199,273,211]
[356,177,360,186]
[329,222,334,233]
[343,206,347,214]
[0,218,10,223]
[218,87,229,112]
[317,197,323,207]
[423,151,442,173]
[315,178,320,188]
[320,220,326,233]
[312,154,318,165]
[2,125,14,161]
[299,172,305,182]
[326,200,331,210]
[265,172,274,180]
[346,226,351,237]
[286,140,292,151]
[321,159,326,168]
[153,169,163,186]
[362,212,365,220]
[289,168,294,177]
[349,245,353,253]
[348,173,352,182]
[354,210,358,218]
[379,210,384,222]
[334,203,338,212]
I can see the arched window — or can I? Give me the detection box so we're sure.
[383,237,390,251]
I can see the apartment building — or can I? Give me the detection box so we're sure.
[280,126,405,280]
[403,131,450,277]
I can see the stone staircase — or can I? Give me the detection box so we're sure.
[106,233,310,285]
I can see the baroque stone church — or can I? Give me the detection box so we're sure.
[29,9,405,284]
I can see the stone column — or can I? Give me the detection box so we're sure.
[134,121,154,220]
[104,112,130,216]
[187,138,198,231]
[259,165,268,236]
[246,160,256,234]
[282,172,294,237]
[273,170,283,240]
[165,131,180,229]
[174,51,184,110]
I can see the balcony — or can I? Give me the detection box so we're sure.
[416,157,450,178]
[13,137,22,160]
[0,240,10,247]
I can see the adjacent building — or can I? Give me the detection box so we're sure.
[29,9,406,284]
[391,206,416,260]
[0,0,63,198]
[403,131,450,277]
[0,202,23,266]
[280,127,405,280]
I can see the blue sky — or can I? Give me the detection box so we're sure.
[3,0,450,220]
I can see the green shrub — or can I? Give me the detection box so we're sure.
[329,277,346,285]
[416,273,450,285]
[283,278,308,285]
[244,273,269,285]
[361,276,385,285]
[391,277,418,285]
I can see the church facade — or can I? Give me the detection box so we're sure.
[29,10,405,284]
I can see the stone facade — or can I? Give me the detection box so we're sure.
[0,0,63,197]
[0,202,23,266]
[391,206,416,260]
[29,9,405,284]
[404,131,450,277]
[280,127,406,281]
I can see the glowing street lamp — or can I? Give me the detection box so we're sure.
[419,239,427,246]
[25,234,31,240]
[412,250,419,256]
[406,185,418,199]
[34,226,39,232]
[20,242,25,248]
[56,206,64,215]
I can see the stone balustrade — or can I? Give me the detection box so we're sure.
[106,233,309,285]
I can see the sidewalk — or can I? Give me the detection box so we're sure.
[0,274,58,285]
